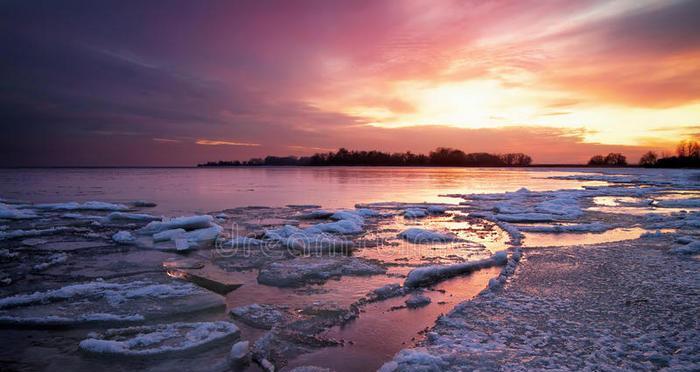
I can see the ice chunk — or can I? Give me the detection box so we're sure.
[371,283,404,300]
[35,201,129,211]
[0,227,81,241]
[139,215,215,234]
[112,231,135,244]
[404,251,508,287]
[229,340,250,367]
[398,228,460,243]
[153,228,186,242]
[0,203,38,219]
[104,212,161,222]
[405,293,431,308]
[404,208,429,218]
[130,200,157,208]
[79,321,239,356]
[306,219,364,234]
[230,303,291,329]
[427,205,448,214]
[257,257,385,287]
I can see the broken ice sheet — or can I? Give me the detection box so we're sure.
[0,279,225,327]
[79,321,240,356]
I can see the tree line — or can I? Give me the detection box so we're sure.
[587,140,700,168]
[198,147,533,167]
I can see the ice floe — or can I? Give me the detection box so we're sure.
[257,257,385,287]
[0,280,224,327]
[230,303,292,329]
[405,293,431,308]
[404,251,508,288]
[104,212,161,222]
[139,215,216,234]
[112,231,135,244]
[398,228,460,243]
[153,228,186,242]
[229,340,251,367]
[0,203,38,219]
[79,321,239,356]
[0,227,83,241]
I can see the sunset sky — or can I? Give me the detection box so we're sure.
[2,0,699,166]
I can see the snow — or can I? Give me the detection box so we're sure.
[34,201,129,211]
[398,228,460,243]
[670,240,700,255]
[112,231,135,244]
[0,203,38,219]
[139,215,215,234]
[405,293,431,308]
[370,283,404,301]
[79,321,239,356]
[404,251,508,287]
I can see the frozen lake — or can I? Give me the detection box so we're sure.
[0,167,699,371]
[0,166,669,215]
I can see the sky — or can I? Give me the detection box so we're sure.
[1,0,699,166]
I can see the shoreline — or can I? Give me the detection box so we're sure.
[381,236,699,371]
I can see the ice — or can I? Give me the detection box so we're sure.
[153,228,186,242]
[404,251,508,288]
[404,208,429,218]
[0,249,18,259]
[494,212,561,223]
[62,212,103,220]
[34,201,129,211]
[264,225,354,253]
[0,227,82,241]
[670,240,700,255]
[230,303,291,329]
[180,225,223,244]
[380,349,447,371]
[370,283,404,301]
[79,321,239,356]
[305,219,364,234]
[398,228,460,243]
[104,212,161,222]
[656,198,700,208]
[518,222,612,233]
[0,203,38,219]
[139,215,216,234]
[257,257,385,287]
[32,253,67,271]
[229,340,251,367]
[0,280,225,327]
[112,231,135,244]
[405,293,431,308]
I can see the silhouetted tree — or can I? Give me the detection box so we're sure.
[588,155,606,166]
[604,153,627,166]
[639,151,658,167]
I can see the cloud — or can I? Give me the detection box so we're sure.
[195,139,261,147]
